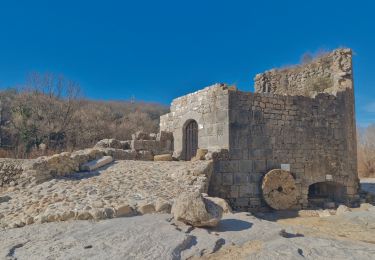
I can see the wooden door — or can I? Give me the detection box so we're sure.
[184,120,198,160]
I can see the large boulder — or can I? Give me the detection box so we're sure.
[171,192,223,227]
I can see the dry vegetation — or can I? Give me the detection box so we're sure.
[0,72,168,158]
[358,124,375,178]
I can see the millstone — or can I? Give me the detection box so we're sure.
[261,169,298,210]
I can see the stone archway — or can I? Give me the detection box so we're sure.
[183,120,198,161]
[308,181,346,207]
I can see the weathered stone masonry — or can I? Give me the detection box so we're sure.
[160,48,359,211]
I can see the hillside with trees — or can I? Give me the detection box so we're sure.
[0,73,168,158]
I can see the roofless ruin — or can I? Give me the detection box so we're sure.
[160,48,359,211]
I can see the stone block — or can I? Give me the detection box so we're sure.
[137,150,154,161]
[254,160,266,172]
[234,172,249,185]
[131,140,159,152]
[239,185,252,197]
[239,160,253,172]
[192,149,208,161]
[80,156,113,171]
[154,154,173,161]
[230,186,239,198]
[235,197,249,207]
[218,161,238,173]
[222,173,233,186]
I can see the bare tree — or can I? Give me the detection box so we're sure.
[0,72,168,158]
[358,125,375,177]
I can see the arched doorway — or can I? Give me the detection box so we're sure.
[308,181,346,207]
[183,120,198,160]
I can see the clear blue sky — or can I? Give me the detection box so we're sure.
[0,0,374,126]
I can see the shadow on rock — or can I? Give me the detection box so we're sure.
[254,210,300,222]
[214,219,252,232]
[59,161,118,181]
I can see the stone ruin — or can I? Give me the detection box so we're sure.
[0,48,361,213]
[0,131,174,190]
[160,48,359,211]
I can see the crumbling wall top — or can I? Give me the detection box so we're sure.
[254,48,353,97]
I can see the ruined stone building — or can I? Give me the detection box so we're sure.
[160,48,359,211]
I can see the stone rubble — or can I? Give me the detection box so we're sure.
[0,160,213,229]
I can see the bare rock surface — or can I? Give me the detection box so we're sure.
[0,160,212,228]
[1,211,375,260]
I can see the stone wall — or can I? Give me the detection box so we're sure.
[160,84,230,159]
[208,48,358,211]
[254,48,353,97]
[209,89,358,210]
[94,131,174,160]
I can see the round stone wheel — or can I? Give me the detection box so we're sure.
[261,169,298,210]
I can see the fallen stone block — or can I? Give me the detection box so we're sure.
[192,149,208,161]
[80,156,113,171]
[115,204,135,217]
[154,154,173,161]
[172,192,223,227]
[137,202,156,214]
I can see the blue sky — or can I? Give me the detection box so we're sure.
[0,0,374,126]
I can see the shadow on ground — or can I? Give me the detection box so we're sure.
[361,181,375,194]
[57,161,118,180]
[254,210,300,222]
[213,218,253,232]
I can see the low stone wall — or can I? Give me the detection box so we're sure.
[1,132,174,190]
[0,159,35,188]
[0,148,111,189]
[95,131,173,158]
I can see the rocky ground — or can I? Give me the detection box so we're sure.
[0,160,212,228]
[1,162,374,259]
[1,210,375,260]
